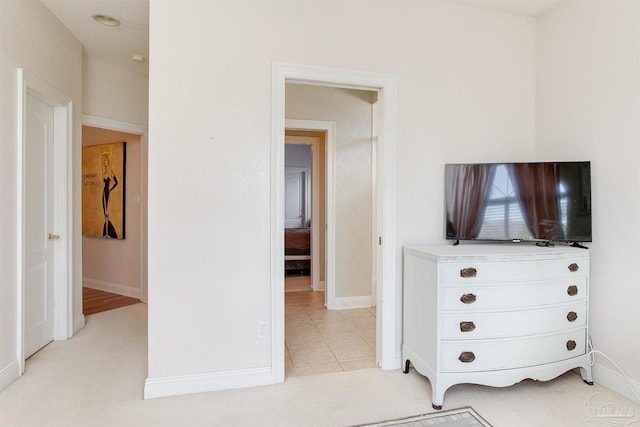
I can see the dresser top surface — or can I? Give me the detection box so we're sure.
[404,244,589,261]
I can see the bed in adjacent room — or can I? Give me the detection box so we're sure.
[284,227,311,273]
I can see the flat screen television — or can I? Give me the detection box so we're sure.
[445,161,592,245]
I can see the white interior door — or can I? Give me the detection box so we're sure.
[284,167,308,228]
[24,90,56,358]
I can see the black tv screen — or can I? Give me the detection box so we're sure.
[445,161,592,244]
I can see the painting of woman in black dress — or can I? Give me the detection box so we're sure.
[101,151,119,238]
[82,142,126,239]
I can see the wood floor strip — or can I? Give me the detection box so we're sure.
[83,287,140,315]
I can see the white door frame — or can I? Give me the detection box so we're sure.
[271,62,398,383]
[285,125,331,293]
[17,69,74,373]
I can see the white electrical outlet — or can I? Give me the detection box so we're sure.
[258,321,268,338]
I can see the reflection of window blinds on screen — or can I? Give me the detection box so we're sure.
[478,203,531,241]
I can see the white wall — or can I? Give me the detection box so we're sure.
[146,0,535,394]
[0,0,82,391]
[287,85,374,300]
[83,57,149,127]
[537,0,640,398]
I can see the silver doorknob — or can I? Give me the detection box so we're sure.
[48,233,60,241]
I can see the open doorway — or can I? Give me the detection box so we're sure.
[271,63,398,384]
[81,123,148,315]
[284,141,312,292]
[283,85,380,377]
[284,131,325,293]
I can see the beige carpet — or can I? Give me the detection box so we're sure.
[1,303,639,427]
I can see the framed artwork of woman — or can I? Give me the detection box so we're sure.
[82,141,126,239]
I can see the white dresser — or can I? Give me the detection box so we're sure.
[402,244,593,409]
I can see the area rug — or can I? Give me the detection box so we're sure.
[350,406,493,427]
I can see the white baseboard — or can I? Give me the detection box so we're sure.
[593,363,640,403]
[83,278,140,299]
[144,367,273,399]
[74,314,86,334]
[0,360,20,392]
[313,280,326,292]
[394,351,402,370]
[329,295,372,310]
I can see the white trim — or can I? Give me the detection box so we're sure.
[592,363,640,403]
[0,360,20,392]
[16,70,25,374]
[82,114,147,135]
[325,123,337,310]
[83,278,141,299]
[272,62,399,386]
[73,314,86,335]
[144,367,272,399]
[271,67,287,385]
[331,296,373,310]
[17,69,74,375]
[53,98,73,342]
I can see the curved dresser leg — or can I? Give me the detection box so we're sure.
[431,379,449,410]
[580,366,594,385]
[402,359,411,374]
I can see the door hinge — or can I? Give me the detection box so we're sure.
[379,236,382,245]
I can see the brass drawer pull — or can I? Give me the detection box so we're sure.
[566,340,577,351]
[460,293,477,304]
[460,267,477,278]
[568,263,579,272]
[567,311,578,322]
[458,351,476,363]
[459,321,476,332]
[567,285,578,296]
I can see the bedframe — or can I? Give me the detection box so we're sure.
[284,228,311,272]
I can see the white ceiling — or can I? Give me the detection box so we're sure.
[41,0,149,76]
[39,0,563,78]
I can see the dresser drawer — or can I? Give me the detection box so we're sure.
[440,329,587,373]
[441,257,588,285]
[441,302,587,339]
[441,278,587,311]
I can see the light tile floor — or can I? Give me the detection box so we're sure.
[285,289,377,377]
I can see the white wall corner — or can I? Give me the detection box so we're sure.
[143,367,273,399]
[0,360,20,392]
[314,281,326,292]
